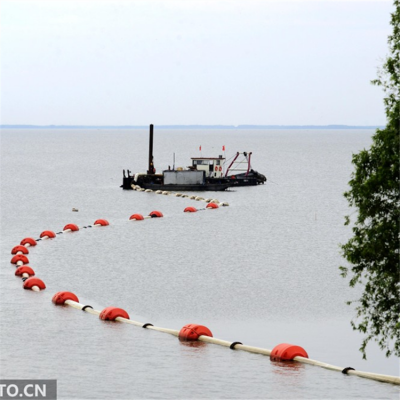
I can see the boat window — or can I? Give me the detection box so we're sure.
[216,160,220,165]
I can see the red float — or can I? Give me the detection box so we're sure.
[99,307,130,321]
[23,277,46,290]
[270,343,309,361]
[63,223,79,232]
[179,324,213,341]
[94,219,109,226]
[206,203,219,209]
[40,230,56,239]
[52,291,80,305]
[20,237,37,246]
[11,245,29,255]
[11,254,29,265]
[129,214,144,221]
[184,207,197,213]
[15,266,35,277]
[149,211,163,218]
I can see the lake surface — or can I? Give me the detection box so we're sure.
[1,128,398,399]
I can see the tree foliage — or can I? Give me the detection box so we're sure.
[340,0,400,358]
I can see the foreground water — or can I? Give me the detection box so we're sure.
[0,129,398,399]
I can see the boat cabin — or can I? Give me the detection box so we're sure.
[191,155,225,178]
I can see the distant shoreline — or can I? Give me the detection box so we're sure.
[0,124,384,130]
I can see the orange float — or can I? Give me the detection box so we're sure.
[15,266,35,277]
[179,324,213,341]
[270,343,309,361]
[184,207,197,213]
[63,223,79,231]
[11,245,29,255]
[129,214,144,221]
[23,277,46,290]
[40,230,56,239]
[20,237,37,246]
[52,291,80,305]
[11,254,29,265]
[94,219,109,226]
[206,203,219,209]
[149,211,163,218]
[99,307,130,321]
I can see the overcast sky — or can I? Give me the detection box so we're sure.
[0,0,393,125]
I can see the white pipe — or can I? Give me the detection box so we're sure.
[349,370,400,385]
[16,261,23,266]
[31,286,40,292]
[294,356,400,384]
[198,336,232,347]
[25,243,31,248]
[41,236,49,240]
[234,344,272,356]
[64,300,101,315]
[115,317,179,336]
[294,356,343,371]
[22,273,29,278]
[63,229,71,233]
[115,316,143,327]
[60,300,399,385]
[146,326,179,337]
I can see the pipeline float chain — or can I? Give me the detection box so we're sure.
[9,206,400,386]
[130,185,230,207]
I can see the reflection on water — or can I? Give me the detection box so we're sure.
[179,340,208,349]
[270,360,305,374]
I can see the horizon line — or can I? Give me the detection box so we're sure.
[0,124,384,130]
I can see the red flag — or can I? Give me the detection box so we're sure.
[199,145,201,151]
[222,145,225,151]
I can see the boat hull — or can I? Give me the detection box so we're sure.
[121,176,229,191]
[141,182,229,191]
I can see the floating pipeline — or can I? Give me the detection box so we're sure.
[11,220,110,291]
[184,203,221,213]
[9,211,400,386]
[130,186,230,207]
[12,206,218,286]
[52,291,400,386]
[12,214,172,290]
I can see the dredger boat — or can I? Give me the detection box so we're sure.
[121,125,266,191]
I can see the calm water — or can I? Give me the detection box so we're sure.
[0,129,398,399]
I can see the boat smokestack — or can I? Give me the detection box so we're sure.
[148,124,155,174]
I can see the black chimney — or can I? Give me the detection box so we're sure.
[147,124,155,174]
